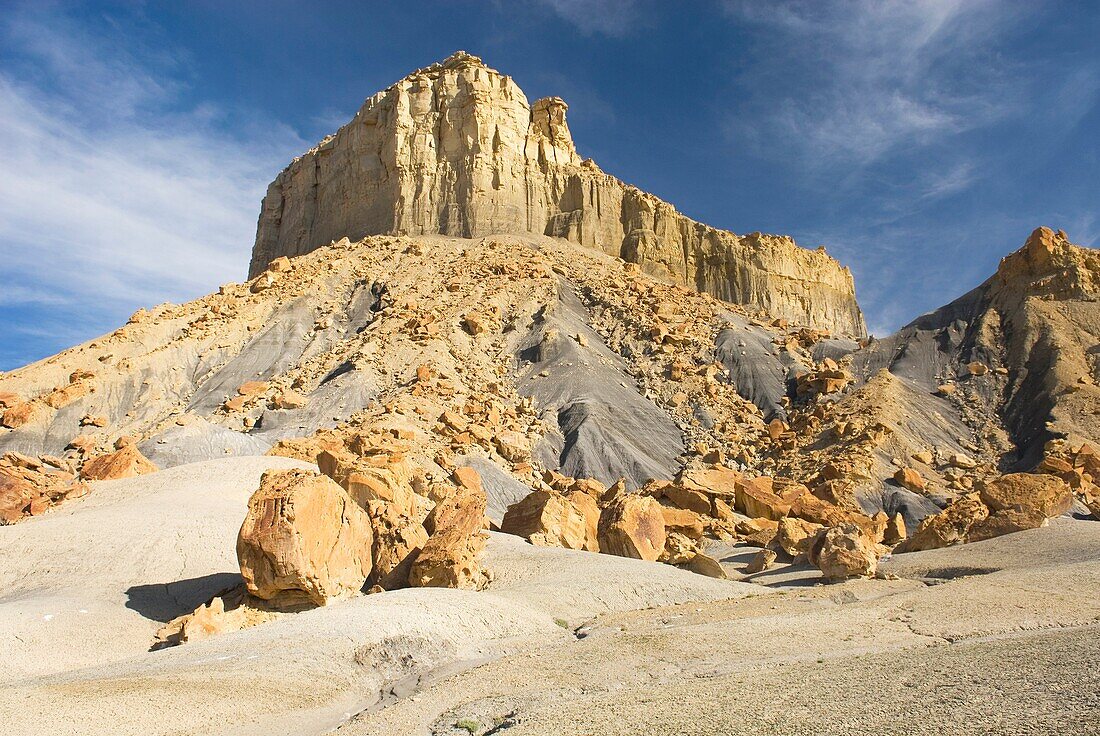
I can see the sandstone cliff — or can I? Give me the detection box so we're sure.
[250,52,866,337]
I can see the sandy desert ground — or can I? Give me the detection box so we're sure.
[1,455,1096,736]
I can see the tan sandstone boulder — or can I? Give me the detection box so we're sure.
[598,494,667,561]
[409,488,490,589]
[81,445,158,481]
[774,516,824,557]
[809,524,879,581]
[895,494,989,553]
[734,477,791,520]
[501,489,588,549]
[237,469,373,607]
[978,473,1073,519]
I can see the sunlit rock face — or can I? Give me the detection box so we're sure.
[250,51,866,337]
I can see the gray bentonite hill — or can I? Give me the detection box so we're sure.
[0,52,1098,736]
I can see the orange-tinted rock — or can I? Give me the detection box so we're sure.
[661,484,712,515]
[563,489,601,552]
[367,501,430,590]
[735,477,791,521]
[237,468,373,607]
[809,524,878,580]
[967,507,1049,542]
[409,488,489,589]
[2,401,49,429]
[501,489,589,550]
[659,505,705,540]
[318,448,425,517]
[894,467,926,493]
[978,473,1072,519]
[735,517,779,547]
[744,548,776,574]
[598,494,666,561]
[774,516,823,557]
[237,380,269,397]
[0,462,89,524]
[81,445,158,481]
[895,494,989,553]
[883,513,907,545]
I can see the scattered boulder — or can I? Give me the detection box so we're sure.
[237,469,374,607]
[598,494,667,561]
[367,500,430,590]
[744,548,776,574]
[81,445,158,481]
[895,494,989,553]
[978,473,1072,519]
[883,513,907,545]
[735,517,779,547]
[2,400,49,429]
[734,477,790,520]
[501,489,590,550]
[773,516,823,557]
[1,460,89,524]
[409,488,490,589]
[809,524,878,581]
[893,467,926,493]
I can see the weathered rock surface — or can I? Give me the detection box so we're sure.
[80,445,158,481]
[501,489,592,551]
[409,486,490,589]
[249,52,865,337]
[809,524,879,580]
[0,456,88,524]
[598,494,667,561]
[237,468,373,607]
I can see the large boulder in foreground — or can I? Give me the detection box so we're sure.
[978,473,1073,519]
[809,524,879,581]
[408,486,489,589]
[598,494,667,561]
[501,489,591,551]
[81,445,158,481]
[237,469,373,607]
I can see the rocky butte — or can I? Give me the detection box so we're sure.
[250,51,866,338]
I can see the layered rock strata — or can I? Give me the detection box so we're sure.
[250,52,865,337]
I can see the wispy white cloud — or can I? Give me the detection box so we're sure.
[0,8,306,367]
[724,0,1026,173]
[534,0,643,37]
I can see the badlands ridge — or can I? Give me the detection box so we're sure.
[0,52,1098,735]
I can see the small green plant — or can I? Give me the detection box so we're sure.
[456,718,480,734]
[553,617,569,629]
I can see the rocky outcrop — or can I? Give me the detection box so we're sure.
[250,52,865,337]
[237,469,373,607]
[808,524,879,580]
[0,454,88,524]
[80,445,158,481]
[896,472,1071,552]
[408,485,490,589]
[597,494,667,561]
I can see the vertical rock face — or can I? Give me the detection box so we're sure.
[250,51,866,337]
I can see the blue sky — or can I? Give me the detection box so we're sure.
[1,1,1098,370]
